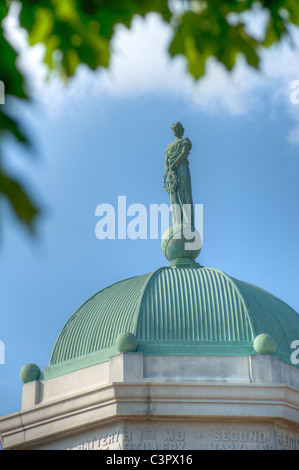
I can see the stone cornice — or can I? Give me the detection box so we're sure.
[1,381,299,449]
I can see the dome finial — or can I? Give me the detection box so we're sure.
[162,123,202,267]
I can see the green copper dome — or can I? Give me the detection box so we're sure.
[44,266,299,379]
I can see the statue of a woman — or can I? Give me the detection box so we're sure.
[164,122,194,227]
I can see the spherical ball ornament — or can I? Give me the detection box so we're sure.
[19,363,41,383]
[115,332,138,353]
[161,224,202,261]
[253,334,277,354]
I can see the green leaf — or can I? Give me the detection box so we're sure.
[169,8,259,79]
[263,11,289,47]
[0,109,29,145]
[0,1,9,20]
[0,168,39,231]
[0,26,28,100]
[18,0,171,79]
[286,0,299,25]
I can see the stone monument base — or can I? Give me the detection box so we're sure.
[1,353,299,450]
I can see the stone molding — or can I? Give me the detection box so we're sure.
[1,353,299,449]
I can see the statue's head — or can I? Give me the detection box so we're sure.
[171,122,184,138]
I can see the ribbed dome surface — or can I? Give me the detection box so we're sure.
[49,266,299,369]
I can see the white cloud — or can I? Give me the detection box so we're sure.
[96,14,266,116]
[259,27,299,144]
[93,14,299,121]
[4,9,299,140]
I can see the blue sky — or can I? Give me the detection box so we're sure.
[1,13,299,417]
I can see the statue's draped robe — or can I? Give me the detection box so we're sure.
[165,137,194,226]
